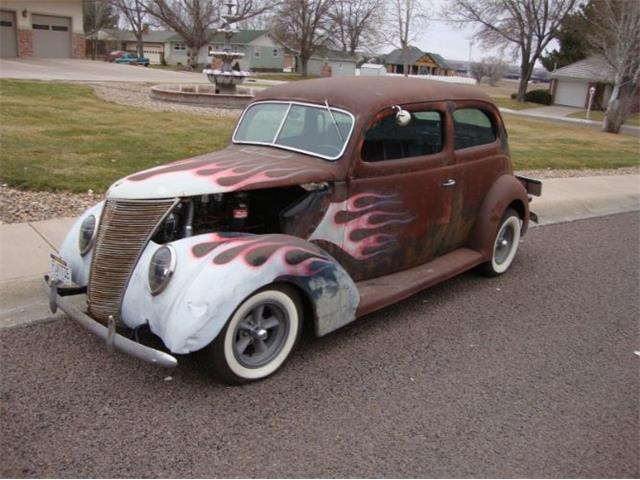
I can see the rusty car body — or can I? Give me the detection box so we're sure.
[45,76,541,383]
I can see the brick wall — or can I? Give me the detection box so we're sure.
[72,33,85,58]
[18,29,33,57]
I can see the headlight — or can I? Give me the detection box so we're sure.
[148,245,176,295]
[78,215,97,256]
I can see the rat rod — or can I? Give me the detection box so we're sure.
[45,77,541,383]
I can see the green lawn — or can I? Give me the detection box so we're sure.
[567,110,640,127]
[0,80,637,193]
[505,114,640,170]
[0,80,236,192]
[492,97,545,111]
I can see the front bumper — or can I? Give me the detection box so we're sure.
[43,276,178,368]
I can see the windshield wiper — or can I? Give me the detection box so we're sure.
[324,99,344,142]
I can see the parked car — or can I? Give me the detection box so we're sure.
[115,53,150,66]
[105,50,127,62]
[45,77,541,384]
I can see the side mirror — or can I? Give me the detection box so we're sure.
[393,106,411,127]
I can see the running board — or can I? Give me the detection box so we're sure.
[355,248,484,317]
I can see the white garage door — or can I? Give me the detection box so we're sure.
[1,10,18,57]
[32,14,71,58]
[554,80,588,108]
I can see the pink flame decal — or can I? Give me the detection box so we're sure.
[311,192,414,260]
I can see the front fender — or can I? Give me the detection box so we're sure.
[59,201,105,286]
[121,233,359,354]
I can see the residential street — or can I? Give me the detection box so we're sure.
[1,212,638,478]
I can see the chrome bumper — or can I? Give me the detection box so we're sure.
[43,276,177,368]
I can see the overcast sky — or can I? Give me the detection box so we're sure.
[386,0,558,66]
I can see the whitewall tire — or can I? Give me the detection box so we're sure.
[198,285,302,384]
[481,208,522,277]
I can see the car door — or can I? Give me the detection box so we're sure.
[451,102,510,242]
[344,102,463,282]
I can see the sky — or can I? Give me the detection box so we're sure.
[390,0,559,66]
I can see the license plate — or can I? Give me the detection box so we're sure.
[50,254,72,285]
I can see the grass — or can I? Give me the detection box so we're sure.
[0,80,637,192]
[567,110,640,127]
[504,114,640,170]
[492,97,545,111]
[0,80,236,192]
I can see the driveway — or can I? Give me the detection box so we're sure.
[0,58,206,83]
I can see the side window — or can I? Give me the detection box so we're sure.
[362,110,443,162]
[452,108,496,150]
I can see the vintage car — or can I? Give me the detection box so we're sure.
[114,53,150,66]
[45,77,541,384]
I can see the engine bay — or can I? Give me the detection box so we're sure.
[152,185,331,244]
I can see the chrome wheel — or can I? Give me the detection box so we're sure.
[233,302,289,368]
[494,221,516,266]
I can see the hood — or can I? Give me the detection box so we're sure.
[107,145,337,200]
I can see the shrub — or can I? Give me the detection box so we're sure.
[524,89,553,105]
[510,93,517,99]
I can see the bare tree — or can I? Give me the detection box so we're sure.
[584,0,640,133]
[147,0,278,70]
[84,0,119,59]
[330,0,384,55]
[384,0,428,77]
[445,0,577,101]
[271,0,335,77]
[483,56,507,85]
[108,0,147,57]
[469,61,485,83]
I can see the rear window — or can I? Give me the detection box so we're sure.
[362,110,443,162]
[453,108,496,149]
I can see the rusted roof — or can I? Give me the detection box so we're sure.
[254,76,494,116]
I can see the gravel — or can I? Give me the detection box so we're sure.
[0,185,102,225]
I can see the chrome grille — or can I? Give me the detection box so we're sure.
[88,198,176,324]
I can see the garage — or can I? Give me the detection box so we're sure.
[554,79,589,108]
[1,10,18,58]
[32,14,71,58]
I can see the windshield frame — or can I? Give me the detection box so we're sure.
[232,100,356,161]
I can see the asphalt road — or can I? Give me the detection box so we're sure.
[1,213,638,478]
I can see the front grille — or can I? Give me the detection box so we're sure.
[88,198,176,324]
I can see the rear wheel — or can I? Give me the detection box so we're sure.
[480,208,522,276]
[197,285,302,384]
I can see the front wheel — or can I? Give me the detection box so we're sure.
[480,208,522,277]
[197,285,302,384]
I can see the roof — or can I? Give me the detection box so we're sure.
[254,76,493,117]
[166,29,269,44]
[98,29,175,43]
[385,47,452,69]
[550,56,615,83]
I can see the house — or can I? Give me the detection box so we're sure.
[384,46,454,76]
[97,29,175,64]
[304,49,357,77]
[97,28,293,71]
[1,0,85,58]
[550,56,619,110]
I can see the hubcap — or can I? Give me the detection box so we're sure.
[233,302,289,368]
[494,223,515,265]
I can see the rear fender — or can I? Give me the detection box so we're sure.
[121,233,359,354]
[468,174,529,259]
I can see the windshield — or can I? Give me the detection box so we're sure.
[233,102,355,160]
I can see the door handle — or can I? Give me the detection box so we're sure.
[442,179,456,187]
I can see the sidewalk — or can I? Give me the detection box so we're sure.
[500,107,640,137]
[1,174,638,328]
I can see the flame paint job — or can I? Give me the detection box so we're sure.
[106,145,336,200]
